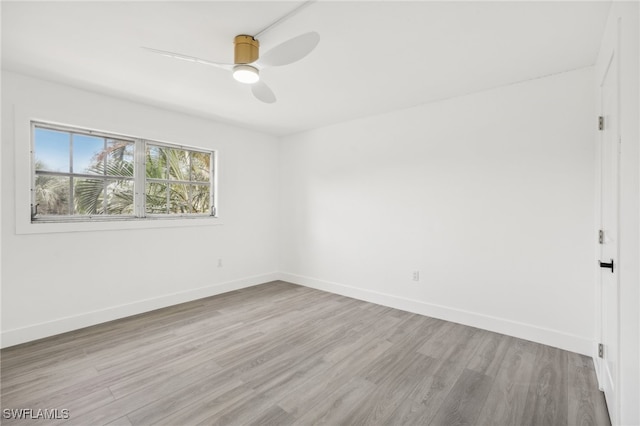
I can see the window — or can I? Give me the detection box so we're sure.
[145,144,212,215]
[31,122,216,222]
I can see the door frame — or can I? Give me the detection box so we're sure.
[595,37,620,426]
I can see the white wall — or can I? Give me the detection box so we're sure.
[595,2,640,425]
[1,67,603,360]
[1,71,280,347]
[279,67,596,355]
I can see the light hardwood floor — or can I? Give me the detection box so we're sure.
[1,281,610,426]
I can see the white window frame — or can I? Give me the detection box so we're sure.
[15,107,221,234]
[142,139,216,219]
[31,121,217,223]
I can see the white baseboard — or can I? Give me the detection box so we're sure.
[2,271,594,356]
[279,272,594,356]
[1,272,279,348]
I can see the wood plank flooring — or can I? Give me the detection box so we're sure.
[0,281,610,425]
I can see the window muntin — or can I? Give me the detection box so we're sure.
[31,122,216,222]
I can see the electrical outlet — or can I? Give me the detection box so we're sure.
[412,271,420,281]
[217,259,223,268]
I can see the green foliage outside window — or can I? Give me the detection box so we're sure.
[33,124,213,219]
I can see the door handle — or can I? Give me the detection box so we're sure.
[599,259,614,273]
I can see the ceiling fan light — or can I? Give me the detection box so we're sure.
[233,65,259,84]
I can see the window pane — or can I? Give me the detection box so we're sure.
[166,148,190,181]
[34,128,70,172]
[74,178,105,214]
[73,134,105,175]
[105,179,134,214]
[146,182,168,214]
[190,151,211,182]
[106,140,134,177]
[35,175,70,215]
[191,184,210,213]
[169,184,190,213]
[146,145,167,179]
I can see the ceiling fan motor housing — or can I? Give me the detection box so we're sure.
[234,35,259,64]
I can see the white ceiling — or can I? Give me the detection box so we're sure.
[2,1,611,136]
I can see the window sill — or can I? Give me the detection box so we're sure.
[18,216,223,235]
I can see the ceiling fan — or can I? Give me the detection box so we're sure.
[142,0,319,104]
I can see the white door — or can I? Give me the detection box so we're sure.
[598,50,619,425]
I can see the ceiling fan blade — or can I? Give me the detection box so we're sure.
[251,81,277,103]
[259,32,320,67]
[142,47,233,71]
